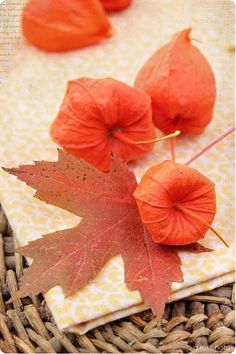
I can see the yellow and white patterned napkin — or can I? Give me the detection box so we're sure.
[0,0,234,334]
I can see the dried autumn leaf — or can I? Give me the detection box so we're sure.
[180,242,212,253]
[135,28,216,134]
[100,0,132,11]
[50,78,155,172]
[0,340,14,354]
[134,160,216,246]
[4,150,183,319]
[22,0,112,52]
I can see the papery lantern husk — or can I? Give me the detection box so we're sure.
[134,160,216,246]
[135,29,216,134]
[100,0,132,11]
[50,78,155,172]
[22,0,112,52]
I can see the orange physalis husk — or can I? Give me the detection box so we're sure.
[100,0,132,11]
[134,160,218,246]
[135,28,216,134]
[50,78,156,172]
[22,0,112,52]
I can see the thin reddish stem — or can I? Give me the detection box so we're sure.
[171,136,176,162]
[112,130,180,145]
[176,205,229,248]
[186,127,235,166]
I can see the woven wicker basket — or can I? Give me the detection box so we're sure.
[0,206,235,353]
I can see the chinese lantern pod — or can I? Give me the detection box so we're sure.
[50,78,155,172]
[22,0,112,52]
[100,0,132,11]
[135,28,216,134]
[134,160,216,246]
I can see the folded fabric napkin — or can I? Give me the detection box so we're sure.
[0,0,234,334]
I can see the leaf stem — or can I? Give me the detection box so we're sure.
[186,127,235,166]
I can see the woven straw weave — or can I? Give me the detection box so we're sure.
[0,206,235,353]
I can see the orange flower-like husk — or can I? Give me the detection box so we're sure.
[22,0,112,52]
[135,29,216,134]
[50,78,155,171]
[134,160,216,246]
[100,0,132,11]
